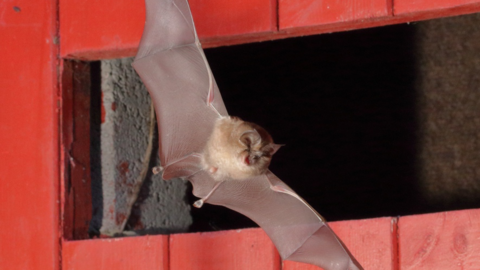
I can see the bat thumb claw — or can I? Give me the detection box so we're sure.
[193,199,204,208]
[152,166,164,175]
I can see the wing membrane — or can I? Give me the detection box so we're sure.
[133,0,363,269]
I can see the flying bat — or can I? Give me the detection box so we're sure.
[132,0,363,269]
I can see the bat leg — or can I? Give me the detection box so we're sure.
[193,180,224,208]
[152,166,164,175]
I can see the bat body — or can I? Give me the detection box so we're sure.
[202,116,280,181]
[132,0,363,269]
[195,116,280,208]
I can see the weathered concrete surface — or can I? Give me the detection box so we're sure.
[92,58,191,235]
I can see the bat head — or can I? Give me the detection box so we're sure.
[204,116,282,180]
[238,125,281,174]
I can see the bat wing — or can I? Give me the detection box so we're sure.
[133,0,363,269]
[189,170,362,270]
[133,0,228,178]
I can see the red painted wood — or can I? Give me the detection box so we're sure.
[59,0,144,60]
[170,228,281,270]
[61,61,93,240]
[207,2,480,48]
[61,60,75,241]
[395,0,480,15]
[59,0,276,60]
[62,235,169,269]
[283,217,397,270]
[0,0,60,269]
[398,209,480,269]
[279,0,392,30]
[58,0,480,59]
[190,0,276,39]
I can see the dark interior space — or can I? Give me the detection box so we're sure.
[88,14,480,235]
[89,61,102,236]
[188,16,480,231]
[189,24,420,231]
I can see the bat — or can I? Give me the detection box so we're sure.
[132,0,363,269]
[196,116,281,208]
[203,116,280,181]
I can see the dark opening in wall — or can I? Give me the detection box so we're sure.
[190,14,480,231]
[90,60,102,236]
[190,24,419,231]
[83,13,480,235]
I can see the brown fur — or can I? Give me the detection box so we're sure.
[202,116,280,181]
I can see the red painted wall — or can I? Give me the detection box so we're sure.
[62,210,480,269]
[58,0,480,60]
[0,0,60,269]
[2,0,480,269]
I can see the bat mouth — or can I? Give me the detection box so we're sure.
[244,155,251,165]
[238,151,252,167]
[241,151,258,166]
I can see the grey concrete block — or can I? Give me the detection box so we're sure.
[93,57,191,235]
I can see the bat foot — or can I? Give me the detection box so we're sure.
[152,166,164,175]
[193,199,204,208]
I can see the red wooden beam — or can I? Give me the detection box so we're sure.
[205,2,480,49]
[398,209,480,269]
[59,0,145,60]
[169,228,281,270]
[190,0,277,39]
[62,235,169,269]
[283,217,398,270]
[59,0,480,60]
[395,0,480,15]
[279,0,393,30]
[0,0,60,269]
[59,0,277,60]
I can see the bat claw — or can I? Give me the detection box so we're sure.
[193,199,204,208]
[152,166,164,175]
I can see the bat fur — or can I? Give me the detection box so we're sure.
[202,116,281,181]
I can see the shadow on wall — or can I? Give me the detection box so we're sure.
[191,14,480,231]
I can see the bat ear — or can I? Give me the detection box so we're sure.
[268,143,283,155]
[239,129,261,147]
